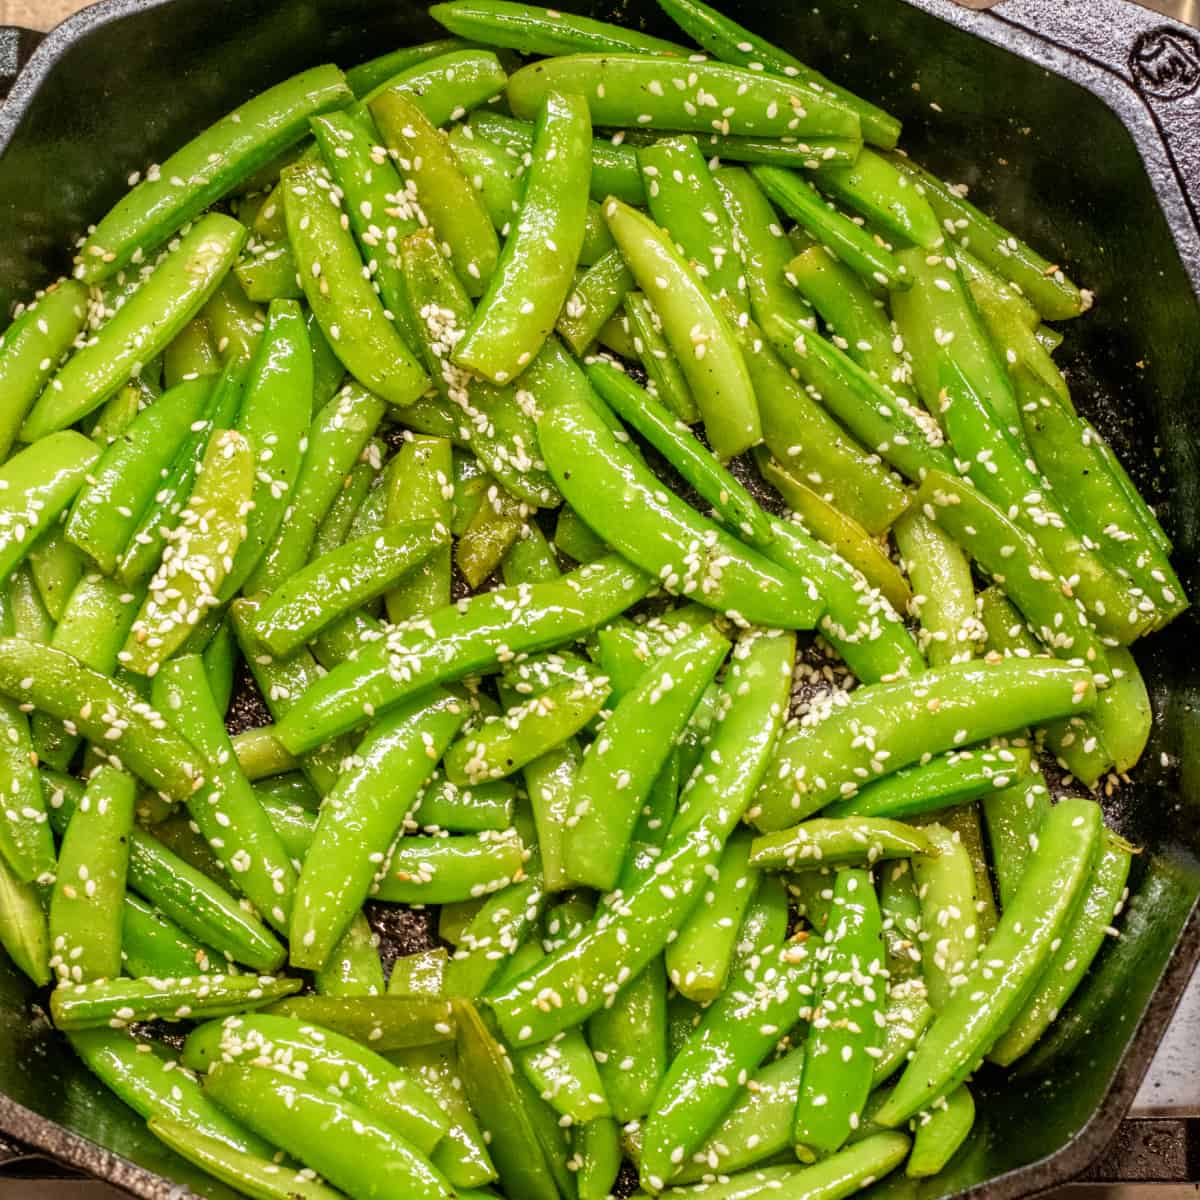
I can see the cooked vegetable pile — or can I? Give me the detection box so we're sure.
[0,1,1184,1197]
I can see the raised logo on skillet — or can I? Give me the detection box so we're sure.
[1130,28,1200,101]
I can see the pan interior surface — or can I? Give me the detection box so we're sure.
[0,1,1196,1197]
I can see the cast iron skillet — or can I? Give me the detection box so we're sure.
[0,1,1197,1197]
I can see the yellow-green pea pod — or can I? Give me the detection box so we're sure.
[454,90,592,384]
[263,994,456,1052]
[455,484,525,588]
[49,766,135,984]
[750,817,931,873]
[122,429,253,676]
[0,279,89,460]
[23,215,246,439]
[604,197,760,460]
[281,161,429,407]
[0,850,49,986]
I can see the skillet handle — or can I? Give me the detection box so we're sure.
[989,0,1200,225]
[0,25,43,106]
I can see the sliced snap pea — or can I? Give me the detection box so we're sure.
[604,197,759,459]
[653,0,899,148]
[522,742,577,895]
[455,91,591,384]
[454,479,526,588]
[359,48,509,121]
[501,521,560,586]
[750,817,931,872]
[48,766,135,985]
[275,556,651,754]
[413,775,515,834]
[374,829,526,905]
[77,65,351,283]
[0,280,89,459]
[234,239,302,303]
[282,161,428,406]
[24,216,246,439]
[7,562,53,646]
[877,798,1104,1125]
[508,53,861,142]
[52,972,301,1031]
[815,149,941,248]
[389,947,448,997]
[554,503,608,564]
[121,430,253,676]
[981,771,1051,912]
[264,994,455,1050]
[0,850,49,985]
[203,1064,457,1200]
[753,658,1097,829]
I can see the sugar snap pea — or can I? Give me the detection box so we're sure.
[374,829,525,904]
[264,994,456,1050]
[0,851,49,985]
[360,47,509,123]
[0,696,53,886]
[907,1084,975,1177]
[121,895,216,979]
[346,37,479,97]
[816,149,941,249]
[750,817,931,872]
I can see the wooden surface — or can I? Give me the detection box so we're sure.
[0,0,93,31]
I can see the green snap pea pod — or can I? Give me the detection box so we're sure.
[885,153,1089,322]
[248,522,444,657]
[666,828,758,1003]
[502,521,560,586]
[358,49,509,121]
[639,136,747,306]
[0,280,89,459]
[202,274,264,363]
[641,937,816,1190]
[752,658,1097,828]
[555,504,608,564]
[275,556,651,754]
[65,377,212,574]
[957,246,1042,332]
[265,995,455,1050]
[823,746,1032,821]
[389,947,448,997]
[311,455,375,562]
[588,956,668,1122]
[981,771,1051,911]
[755,454,912,612]
[152,655,297,930]
[539,389,825,629]
[52,972,300,1031]
[431,0,685,55]
[879,859,922,981]
[577,1117,622,1200]
[750,818,931,873]
[905,1085,975,1178]
[765,311,951,486]
[201,616,237,715]
[43,769,285,971]
[586,359,773,547]
[444,671,610,785]
[369,93,498,298]
[0,432,100,584]
[121,430,253,675]
[915,471,1112,676]
[31,571,140,768]
[714,167,819,332]
[347,38,479,97]
[70,1029,273,1156]
[977,586,1111,786]
[872,984,935,1086]
[290,689,466,968]
[29,526,86,623]
[282,162,428,407]
[164,317,222,384]
[516,1014,612,1126]
[972,278,1071,409]
[235,239,302,303]
[454,91,591,384]
[204,1064,457,1200]
[233,726,299,782]
[0,640,202,801]
[8,563,53,645]
[1018,381,1185,625]
[400,230,560,509]
[878,798,1103,1126]
[793,868,884,1159]
[122,895,217,978]
[148,1118,343,1200]
[894,509,979,667]
[309,110,423,349]
[77,66,350,283]
[258,790,318,863]
[558,250,635,354]
[0,688,51,885]
[652,0,899,147]
[219,299,314,597]
[89,381,150,446]
[603,198,760,459]
[508,54,861,143]
[564,626,730,891]
[1096,646,1152,774]
[453,999,562,1200]
[115,358,248,586]
[247,382,387,594]
[469,108,646,206]
[751,166,908,292]
[815,149,941,248]
[415,774,515,833]
[374,830,525,904]
[729,312,909,535]
[183,1011,448,1152]
[911,822,979,1013]
[48,766,134,984]
[283,911,382,993]
[0,844,49,984]
[523,742,577,894]
[455,483,526,587]
[678,130,859,169]
[989,832,1133,1066]
[786,245,918,406]
[622,291,699,423]
[24,217,246,439]
[304,308,345,411]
